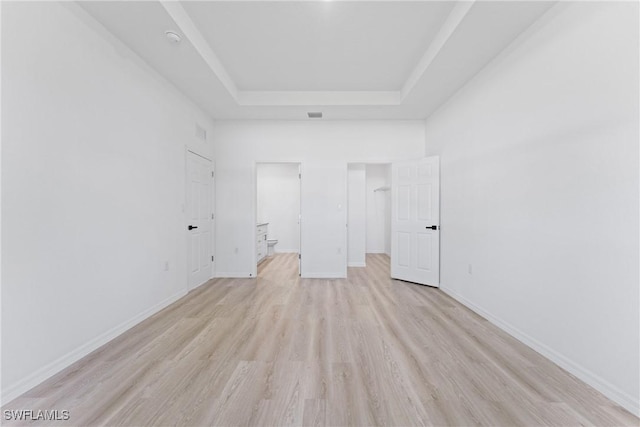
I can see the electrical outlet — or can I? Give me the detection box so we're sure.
[337,247,342,254]
[468,264,472,275]
[164,261,170,271]
[234,247,239,254]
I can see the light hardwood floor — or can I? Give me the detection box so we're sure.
[3,253,638,426]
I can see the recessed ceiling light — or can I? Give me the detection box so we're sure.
[308,112,323,119]
[164,31,182,44]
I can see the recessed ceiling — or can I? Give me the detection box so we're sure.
[78,1,557,120]
[182,1,455,92]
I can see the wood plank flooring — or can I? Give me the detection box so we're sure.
[3,253,638,426]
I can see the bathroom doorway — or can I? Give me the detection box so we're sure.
[256,162,302,276]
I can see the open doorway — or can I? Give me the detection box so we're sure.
[347,163,391,268]
[256,162,301,276]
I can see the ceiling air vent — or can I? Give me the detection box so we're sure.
[307,112,323,119]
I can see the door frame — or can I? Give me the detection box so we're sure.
[253,161,303,277]
[345,161,393,274]
[185,148,215,291]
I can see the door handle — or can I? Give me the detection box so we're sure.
[188,225,198,230]
[426,225,438,230]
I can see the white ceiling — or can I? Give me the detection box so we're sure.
[182,1,455,92]
[79,1,556,120]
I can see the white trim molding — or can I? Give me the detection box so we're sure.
[214,272,256,278]
[1,290,187,405]
[302,272,347,279]
[440,285,640,417]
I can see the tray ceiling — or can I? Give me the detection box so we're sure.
[79,1,556,120]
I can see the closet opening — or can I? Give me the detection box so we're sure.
[347,163,392,269]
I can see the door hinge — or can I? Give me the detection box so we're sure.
[298,173,301,179]
[211,213,215,220]
[298,253,301,259]
[211,171,214,178]
[211,255,214,262]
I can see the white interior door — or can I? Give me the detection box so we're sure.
[391,157,440,287]
[186,151,213,290]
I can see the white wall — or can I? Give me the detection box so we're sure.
[257,163,300,253]
[1,2,214,402]
[347,164,366,267]
[212,121,425,278]
[424,2,639,415]
[365,164,390,254]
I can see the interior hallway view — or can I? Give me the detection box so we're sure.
[2,254,637,426]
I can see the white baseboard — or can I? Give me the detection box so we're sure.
[302,272,347,279]
[440,285,640,417]
[214,272,255,278]
[348,262,366,267]
[1,289,187,405]
[365,250,386,254]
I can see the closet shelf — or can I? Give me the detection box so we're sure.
[373,186,391,192]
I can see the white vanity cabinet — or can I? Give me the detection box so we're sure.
[257,223,268,264]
